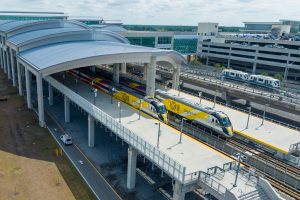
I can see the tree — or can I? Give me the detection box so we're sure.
[261,72,269,76]
[213,63,226,72]
[274,73,283,81]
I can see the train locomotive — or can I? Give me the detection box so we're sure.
[156,90,234,137]
[67,69,168,123]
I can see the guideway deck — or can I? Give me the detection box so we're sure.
[54,73,231,176]
[162,87,300,156]
[46,73,279,200]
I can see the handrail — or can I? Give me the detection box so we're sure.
[156,81,300,131]
[45,75,187,183]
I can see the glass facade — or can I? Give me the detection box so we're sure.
[157,36,172,44]
[173,38,197,55]
[245,24,273,31]
[0,16,65,21]
[282,20,300,33]
[126,37,156,47]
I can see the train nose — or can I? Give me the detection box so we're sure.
[227,127,234,137]
[161,114,168,124]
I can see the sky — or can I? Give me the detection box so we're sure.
[1,0,300,26]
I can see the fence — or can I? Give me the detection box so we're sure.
[45,76,187,183]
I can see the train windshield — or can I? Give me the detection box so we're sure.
[157,104,167,114]
[220,117,232,127]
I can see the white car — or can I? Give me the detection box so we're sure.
[60,134,73,145]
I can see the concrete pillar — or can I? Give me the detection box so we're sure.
[113,63,120,84]
[48,84,53,105]
[121,63,126,74]
[284,67,289,81]
[226,95,232,106]
[17,62,23,96]
[173,180,185,200]
[36,74,45,127]
[172,65,181,90]
[6,50,11,79]
[245,100,251,107]
[90,66,96,74]
[252,63,257,74]
[227,58,231,68]
[0,43,3,69]
[146,56,156,98]
[88,114,95,147]
[127,146,138,190]
[64,95,70,123]
[25,67,32,109]
[142,63,147,81]
[206,56,209,66]
[10,48,16,86]
[2,47,7,74]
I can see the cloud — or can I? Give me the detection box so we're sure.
[0,0,299,26]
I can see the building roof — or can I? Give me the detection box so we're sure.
[0,11,68,18]
[0,19,185,76]
[8,27,85,46]
[19,40,186,76]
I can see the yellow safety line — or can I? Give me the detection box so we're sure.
[234,130,288,154]
[96,86,233,161]
[173,89,291,154]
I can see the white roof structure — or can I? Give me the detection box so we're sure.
[0,19,186,77]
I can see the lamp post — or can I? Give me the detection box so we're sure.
[179,118,187,143]
[285,61,295,81]
[155,122,161,148]
[93,88,97,105]
[262,103,269,125]
[213,90,218,108]
[199,91,202,105]
[233,153,242,187]
[75,78,78,93]
[138,99,143,120]
[118,102,121,123]
[246,106,252,129]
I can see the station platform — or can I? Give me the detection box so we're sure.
[53,73,233,175]
[161,88,300,155]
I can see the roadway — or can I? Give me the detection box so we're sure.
[44,108,122,200]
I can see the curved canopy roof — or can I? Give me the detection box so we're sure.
[0,19,186,76]
[19,40,186,76]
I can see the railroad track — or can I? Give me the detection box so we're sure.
[168,116,300,199]
[228,138,300,200]
[229,137,300,179]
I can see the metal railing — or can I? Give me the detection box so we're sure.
[45,76,187,183]
[156,66,300,105]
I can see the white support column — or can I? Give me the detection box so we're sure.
[0,45,3,69]
[146,56,156,98]
[113,63,120,84]
[17,62,23,96]
[6,50,11,79]
[88,114,95,147]
[121,63,126,74]
[25,67,32,109]
[10,48,16,86]
[172,65,181,90]
[64,95,70,123]
[36,74,45,127]
[48,84,53,105]
[284,67,289,81]
[142,63,147,81]
[173,180,185,200]
[127,146,138,190]
[2,48,7,74]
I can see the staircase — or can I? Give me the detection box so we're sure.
[238,187,269,200]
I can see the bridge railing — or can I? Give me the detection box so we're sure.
[156,82,300,131]
[45,76,187,183]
